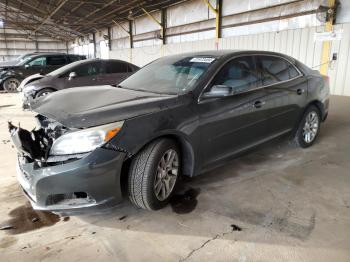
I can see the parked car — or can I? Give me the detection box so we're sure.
[0,53,85,92]
[21,59,139,109]
[9,50,329,215]
[0,52,69,68]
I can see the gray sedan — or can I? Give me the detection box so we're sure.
[9,50,329,215]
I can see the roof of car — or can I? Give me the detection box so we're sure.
[166,50,292,60]
[26,52,82,58]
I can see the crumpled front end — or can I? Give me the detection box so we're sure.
[9,115,125,215]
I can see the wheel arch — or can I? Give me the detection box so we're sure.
[124,132,196,178]
[35,87,57,97]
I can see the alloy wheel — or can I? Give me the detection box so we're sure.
[154,149,179,201]
[302,111,319,144]
[4,78,20,92]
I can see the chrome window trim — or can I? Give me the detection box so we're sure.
[198,53,303,103]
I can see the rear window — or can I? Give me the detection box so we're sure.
[47,56,67,66]
[105,61,128,74]
[68,55,83,62]
[258,56,300,86]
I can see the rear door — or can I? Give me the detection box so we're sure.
[257,55,308,136]
[198,55,270,168]
[98,61,130,85]
[45,55,68,74]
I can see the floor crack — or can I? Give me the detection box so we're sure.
[179,228,235,262]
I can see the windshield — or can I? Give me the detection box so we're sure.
[16,55,35,66]
[47,60,83,76]
[119,55,215,94]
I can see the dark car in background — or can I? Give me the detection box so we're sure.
[0,53,85,92]
[9,50,329,214]
[22,59,139,108]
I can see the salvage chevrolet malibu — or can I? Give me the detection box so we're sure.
[9,51,329,214]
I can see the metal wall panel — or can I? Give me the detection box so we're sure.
[109,22,350,96]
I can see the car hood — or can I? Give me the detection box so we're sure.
[0,61,17,67]
[29,75,54,87]
[31,85,179,128]
[20,74,46,90]
[0,65,19,70]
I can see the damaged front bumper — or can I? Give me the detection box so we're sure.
[16,148,125,215]
[9,119,126,215]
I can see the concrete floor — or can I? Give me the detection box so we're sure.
[0,93,350,262]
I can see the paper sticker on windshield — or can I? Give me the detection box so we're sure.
[190,57,215,63]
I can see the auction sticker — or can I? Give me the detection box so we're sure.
[190,57,215,63]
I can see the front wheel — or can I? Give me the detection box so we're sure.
[3,78,21,93]
[128,139,180,210]
[293,105,321,148]
[35,88,54,98]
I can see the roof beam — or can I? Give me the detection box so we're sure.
[32,0,69,34]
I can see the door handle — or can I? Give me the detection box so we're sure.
[253,100,265,108]
[296,88,305,95]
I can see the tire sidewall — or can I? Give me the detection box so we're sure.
[297,106,321,148]
[3,78,20,93]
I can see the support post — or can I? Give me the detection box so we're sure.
[92,32,96,58]
[141,7,165,44]
[107,27,112,51]
[161,8,167,45]
[203,0,221,39]
[129,20,133,63]
[128,20,133,49]
[320,0,336,75]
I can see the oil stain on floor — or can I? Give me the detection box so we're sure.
[0,202,60,235]
[169,188,200,214]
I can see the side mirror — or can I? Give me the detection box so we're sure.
[24,64,30,69]
[68,72,77,80]
[202,85,233,98]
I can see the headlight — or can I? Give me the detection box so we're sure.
[23,85,36,95]
[49,121,124,156]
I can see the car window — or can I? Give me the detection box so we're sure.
[127,64,135,72]
[258,56,300,86]
[74,62,102,77]
[68,55,81,62]
[105,61,128,74]
[212,56,260,93]
[27,57,46,66]
[47,56,67,66]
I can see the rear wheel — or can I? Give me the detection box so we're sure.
[3,78,20,93]
[35,88,54,98]
[293,105,321,148]
[128,139,180,210]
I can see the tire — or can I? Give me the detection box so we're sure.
[3,78,21,93]
[128,138,180,210]
[293,105,321,148]
[35,88,54,98]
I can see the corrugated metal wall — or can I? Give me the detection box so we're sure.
[0,28,67,62]
[110,23,350,96]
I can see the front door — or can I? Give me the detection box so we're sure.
[22,56,47,77]
[198,56,270,169]
[64,61,103,89]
